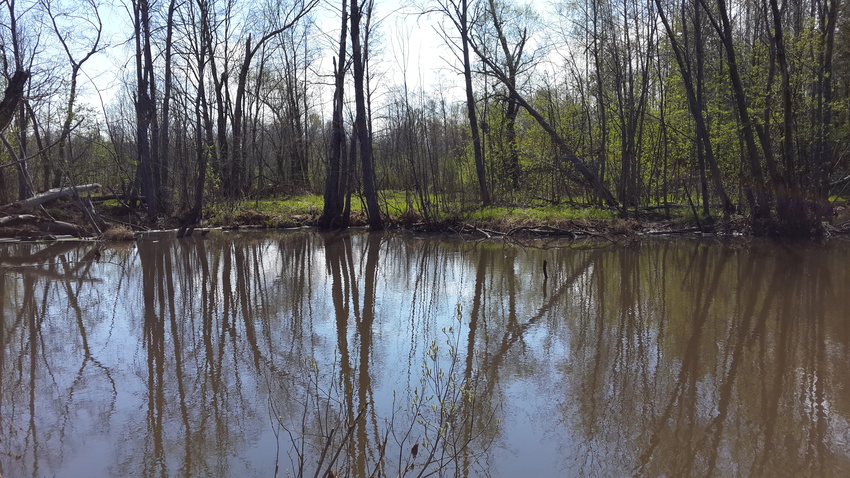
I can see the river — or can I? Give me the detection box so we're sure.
[1,230,849,477]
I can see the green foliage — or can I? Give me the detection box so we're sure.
[3,0,843,237]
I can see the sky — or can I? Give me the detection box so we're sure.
[76,0,552,117]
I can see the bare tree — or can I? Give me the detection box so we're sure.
[43,0,105,189]
[481,0,534,190]
[185,0,215,226]
[230,0,318,198]
[0,70,27,133]
[320,0,350,228]
[431,0,491,206]
[158,0,177,211]
[131,0,160,217]
[351,0,382,229]
[468,17,621,211]
[1,0,36,201]
[608,0,656,209]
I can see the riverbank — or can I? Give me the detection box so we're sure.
[146,195,850,240]
[2,193,849,242]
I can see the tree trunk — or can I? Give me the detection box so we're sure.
[133,0,160,218]
[472,45,622,212]
[350,0,382,230]
[159,0,177,213]
[655,0,734,214]
[321,0,349,229]
[485,0,526,190]
[4,183,101,212]
[0,71,28,134]
[461,0,491,206]
[815,0,838,212]
[699,0,771,224]
[0,70,34,200]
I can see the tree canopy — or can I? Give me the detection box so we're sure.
[0,0,847,236]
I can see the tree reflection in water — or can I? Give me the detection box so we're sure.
[1,233,849,477]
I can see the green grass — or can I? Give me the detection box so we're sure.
[252,195,324,215]
[206,195,324,227]
[207,192,621,229]
[467,205,613,223]
[378,190,441,215]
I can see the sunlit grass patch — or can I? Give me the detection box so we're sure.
[252,195,324,215]
[207,195,324,227]
[207,193,623,231]
[467,204,614,225]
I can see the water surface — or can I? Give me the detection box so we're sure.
[2,231,849,477]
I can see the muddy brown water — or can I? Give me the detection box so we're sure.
[1,230,849,477]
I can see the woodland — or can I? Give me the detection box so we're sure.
[0,0,847,238]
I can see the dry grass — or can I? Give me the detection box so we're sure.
[609,218,641,235]
[100,225,136,241]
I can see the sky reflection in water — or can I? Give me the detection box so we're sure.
[1,231,849,477]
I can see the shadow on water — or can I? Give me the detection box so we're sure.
[1,232,850,477]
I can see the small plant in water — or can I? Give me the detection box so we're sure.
[99,225,136,241]
[269,305,498,477]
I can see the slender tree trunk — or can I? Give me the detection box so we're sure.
[321,0,349,229]
[3,1,34,201]
[13,93,31,201]
[592,15,609,207]
[159,0,177,211]
[53,65,78,188]
[188,0,215,224]
[190,90,208,224]
[767,0,801,228]
[233,35,255,200]
[655,0,734,214]
[471,40,622,212]
[133,0,159,218]
[461,0,491,206]
[350,0,382,230]
[699,0,771,224]
[0,70,32,200]
[211,65,231,197]
[814,0,838,211]
[485,0,525,190]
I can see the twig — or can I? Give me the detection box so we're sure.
[320,407,367,477]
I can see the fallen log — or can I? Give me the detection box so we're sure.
[89,194,145,203]
[3,183,101,212]
[0,214,40,227]
[37,220,89,238]
[0,213,91,238]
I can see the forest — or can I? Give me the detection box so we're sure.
[0,0,847,237]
